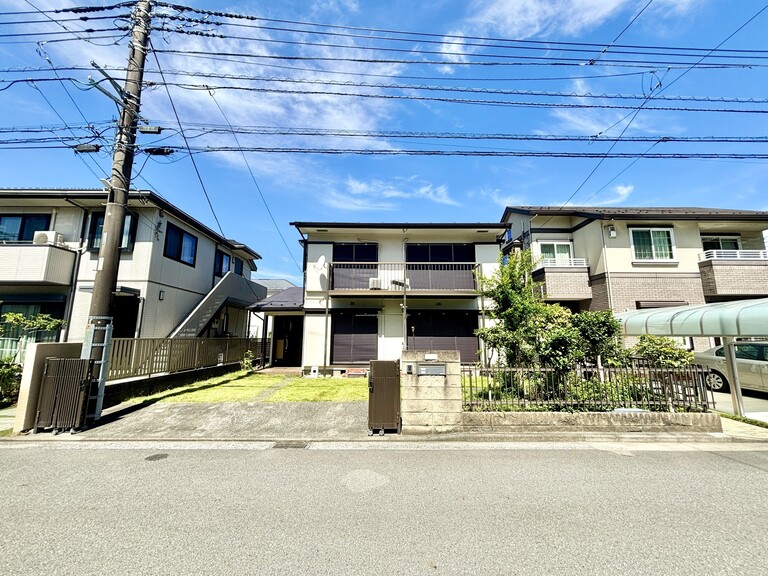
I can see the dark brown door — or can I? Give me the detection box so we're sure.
[368,360,400,433]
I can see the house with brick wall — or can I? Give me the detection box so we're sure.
[501,206,768,349]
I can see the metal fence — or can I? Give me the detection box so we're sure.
[107,337,269,381]
[462,359,714,412]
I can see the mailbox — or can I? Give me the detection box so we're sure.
[417,363,446,376]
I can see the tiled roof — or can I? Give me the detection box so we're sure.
[248,287,304,311]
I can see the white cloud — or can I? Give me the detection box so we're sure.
[321,176,459,211]
[593,184,633,205]
[466,0,628,38]
[477,188,525,208]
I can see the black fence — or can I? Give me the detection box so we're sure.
[462,359,714,413]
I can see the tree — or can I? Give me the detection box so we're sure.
[476,250,545,365]
[630,334,694,367]
[0,313,66,363]
[572,310,624,365]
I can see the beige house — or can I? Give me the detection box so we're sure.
[0,189,265,343]
[291,222,509,371]
[502,206,768,348]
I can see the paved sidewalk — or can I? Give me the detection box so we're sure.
[4,399,768,443]
[0,405,15,432]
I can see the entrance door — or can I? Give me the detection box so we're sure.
[272,316,304,367]
[109,296,140,338]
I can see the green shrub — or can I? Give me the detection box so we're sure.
[240,350,255,372]
[0,361,22,406]
[631,334,694,367]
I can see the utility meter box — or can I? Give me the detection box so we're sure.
[417,363,446,376]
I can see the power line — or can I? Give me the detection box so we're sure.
[153,2,768,57]
[589,0,654,65]
[207,90,302,274]
[150,38,225,237]
[151,48,754,70]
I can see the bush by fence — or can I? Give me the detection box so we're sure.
[462,359,713,413]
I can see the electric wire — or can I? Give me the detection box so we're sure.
[150,38,226,237]
[207,89,301,273]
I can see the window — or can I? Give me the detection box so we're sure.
[0,214,50,242]
[332,243,378,289]
[88,211,136,251]
[630,228,675,261]
[214,249,231,276]
[333,243,378,263]
[539,242,572,264]
[701,235,740,251]
[164,222,197,266]
[233,257,244,276]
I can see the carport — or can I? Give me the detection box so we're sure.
[616,298,768,417]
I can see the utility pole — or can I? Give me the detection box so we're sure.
[83,0,152,419]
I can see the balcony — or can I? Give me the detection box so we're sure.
[0,243,76,285]
[531,258,592,301]
[698,250,768,298]
[330,262,478,295]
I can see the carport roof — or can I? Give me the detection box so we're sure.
[616,298,768,338]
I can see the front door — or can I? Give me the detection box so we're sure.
[272,316,304,367]
[109,295,140,338]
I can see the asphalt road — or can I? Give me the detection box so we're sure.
[2,441,768,575]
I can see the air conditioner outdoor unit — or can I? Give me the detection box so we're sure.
[368,277,382,290]
[32,230,65,246]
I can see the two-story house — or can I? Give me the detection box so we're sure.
[501,206,768,348]
[0,189,266,344]
[291,222,509,371]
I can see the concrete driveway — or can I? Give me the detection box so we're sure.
[79,400,369,441]
[711,389,768,422]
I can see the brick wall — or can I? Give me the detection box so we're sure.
[699,260,768,297]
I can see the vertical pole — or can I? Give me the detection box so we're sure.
[88,0,152,324]
[723,336,746,417]
[322,262,330,377]
[83,1,151,420]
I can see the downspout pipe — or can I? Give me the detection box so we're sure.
[61,198,90,342]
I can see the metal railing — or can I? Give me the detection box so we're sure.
[331,261,478,291]
[462,360,713,412]
[699,249,768,261]
[107,337,269,381]
[533,257,589,270]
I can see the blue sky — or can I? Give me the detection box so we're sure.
[1,0,767,284]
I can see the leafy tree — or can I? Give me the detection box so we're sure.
[476,250,545,365]
[0,312,65,334]
[572,310,623,365]
[0,313,66,364]
[630,334,693,367]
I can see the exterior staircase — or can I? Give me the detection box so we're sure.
[170,272,266,338]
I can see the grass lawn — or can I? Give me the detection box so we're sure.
[266,376,367,402]
[126,371,283,404]
[124,371,367,404]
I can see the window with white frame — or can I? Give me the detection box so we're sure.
[701,235,740,251]
[630,228,675,261]
[538,241,572,264]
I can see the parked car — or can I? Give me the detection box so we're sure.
[694,342,768,393]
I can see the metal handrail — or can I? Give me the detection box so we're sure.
[699,249,768,261]
[330,261,479,291]
[533,257,589,270]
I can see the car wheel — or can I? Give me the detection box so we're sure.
[706,371,729,393]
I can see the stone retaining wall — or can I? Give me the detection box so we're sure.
[462,411,723,433]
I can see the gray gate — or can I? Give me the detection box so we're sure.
[35,358,94,432]
[368,360,401,435]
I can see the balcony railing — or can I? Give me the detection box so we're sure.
[699,249,768,261]
[533,257,588,270]
[331,262,478,291]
